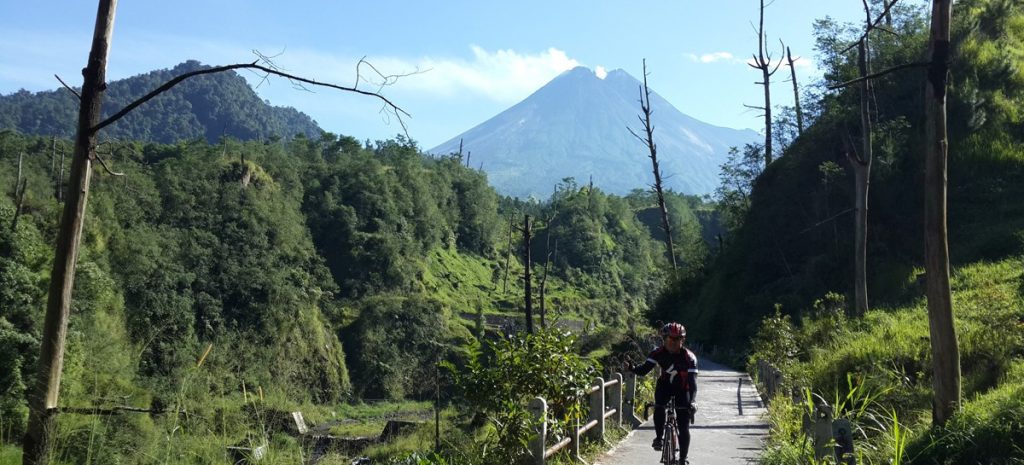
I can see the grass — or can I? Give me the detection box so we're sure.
[755,257,1024,465]
[0,445,20,465]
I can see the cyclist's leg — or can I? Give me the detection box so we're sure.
[652,378,671,448]
[674,388,691,462]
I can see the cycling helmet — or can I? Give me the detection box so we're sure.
[661,322,686,338]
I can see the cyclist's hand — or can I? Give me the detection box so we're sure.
[622,360,634,373]
[689,403,698,415]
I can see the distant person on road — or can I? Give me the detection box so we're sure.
[625,322,698,463]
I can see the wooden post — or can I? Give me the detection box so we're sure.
[589,377,605,441]
[610,373,623,426]
[528,397,547,465]
[23,1,118,464]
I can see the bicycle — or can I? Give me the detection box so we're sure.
[662,397,680,465]
[644,398,684,465]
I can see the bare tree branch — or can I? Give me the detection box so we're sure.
[56,405,182,416]
[93,151,124,176]
[54,74,81,100]
[94,61,411,136]
[827,61,928,89]
[838,0,902,54]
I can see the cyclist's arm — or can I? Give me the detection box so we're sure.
[687,372,698,403]
[631,357,658,376]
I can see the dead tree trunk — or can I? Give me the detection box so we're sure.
[56,148,65,203]
[629,59,677,270]
[924,0,960,427]
[23,1,116,463]
[850,37,873,317]
[502,214,514,293]
[522,214,534,334]
[49,136,56,178]
[12,152,27,231]
[786,46,804,135]
[747,0,782,166]
[539,236,556,330]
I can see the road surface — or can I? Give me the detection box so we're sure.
[594,360,768,465]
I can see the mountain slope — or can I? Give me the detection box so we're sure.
[430,66,759,198]
[0,60,321,143]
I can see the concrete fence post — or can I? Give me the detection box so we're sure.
[589,377,605,441]
[623,372,643,428]
[528,397,547,465]
[610,372,623,426]
[573,413,581,462]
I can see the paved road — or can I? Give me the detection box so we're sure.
[595,360,768,465]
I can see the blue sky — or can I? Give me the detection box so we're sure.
[0,1,869,148]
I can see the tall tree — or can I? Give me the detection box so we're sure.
[785,45,804,135]
[923,0,960,427]
[747,0,783,166]
[829,0,904,316]
[22,2,406,463]
[850,34,873,316]
[22,2,117,463]
[628,59,677,270]
[522,214,534,334]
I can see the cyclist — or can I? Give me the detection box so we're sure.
[626,322,698,463]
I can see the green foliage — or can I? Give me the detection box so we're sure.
[0,60,321,143]
[346,295,461,400]
[713,143,764,234]
[446,328,598,465]
[757,257,1024,465]
[748,306,799,372]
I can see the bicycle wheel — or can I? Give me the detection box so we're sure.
[666,421,676,465]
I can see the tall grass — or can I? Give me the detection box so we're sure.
[752,258,1024,465]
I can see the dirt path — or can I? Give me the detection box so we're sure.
[595,360,768,465]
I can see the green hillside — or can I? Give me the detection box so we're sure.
[0,60,321,144]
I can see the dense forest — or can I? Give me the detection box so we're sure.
[0,60,322,144]
[0,128,707,464]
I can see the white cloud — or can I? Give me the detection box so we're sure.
[232,45,581,104]
[688,52,735,64]
[595,66,608,79]
[406,45,581,102]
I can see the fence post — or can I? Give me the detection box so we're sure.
[573,412,581,462]
[610,372,623,426]
[589,377,605,441]
[623,372,643,428]
[812,404,834,461]
[528,397,547,465]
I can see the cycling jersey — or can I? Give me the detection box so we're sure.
[632,346,699,390]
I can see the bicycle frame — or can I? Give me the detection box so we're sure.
[661,397,678,465]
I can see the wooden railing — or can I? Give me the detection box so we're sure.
[527,372,643,465]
